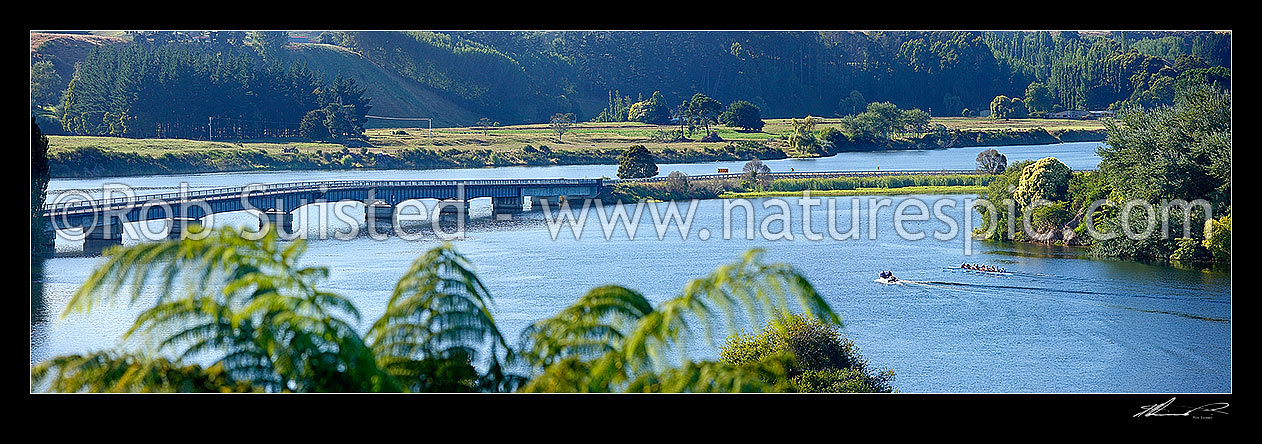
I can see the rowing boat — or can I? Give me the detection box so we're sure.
[944,266,1013,276]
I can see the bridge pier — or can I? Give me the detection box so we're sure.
[529,195,590,211]
[83,219,124,252]
[258,209,294,236]
[165,217,202,240]
[436,200,469,221]
[491,196,523,220]
[365,201,394,226]
[529,195,556,210]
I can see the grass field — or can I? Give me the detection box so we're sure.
[46,135,348,156]
[48,116,1106,158]
[719,185,989,198]
[927,117,1105,132]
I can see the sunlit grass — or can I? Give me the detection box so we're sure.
[47,116,1104,158]
[720,185,988,198]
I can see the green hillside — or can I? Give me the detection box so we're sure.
[286,43,482,127]
[32,30,1231,133]
[30,33,487,129]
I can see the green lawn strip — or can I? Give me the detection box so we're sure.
[720,185,987,198]
[50,115,1103,157]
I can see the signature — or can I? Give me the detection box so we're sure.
[1135,397,1229,418]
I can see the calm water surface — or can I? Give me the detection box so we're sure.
[47,141,1105,193]
[32,142,1231,393]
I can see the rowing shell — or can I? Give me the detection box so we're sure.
[944,266,1013,276]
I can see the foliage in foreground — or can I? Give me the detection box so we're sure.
[32,227,879,393]
[721,313,895,393]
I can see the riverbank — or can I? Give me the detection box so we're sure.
[604,173,996,203]
[720,185,988,198]
[45,118,1106,178]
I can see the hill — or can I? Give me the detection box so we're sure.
[30,32,127,96]
[32,30,1231,131]
[30,34,487,128]
[286,43,482,127]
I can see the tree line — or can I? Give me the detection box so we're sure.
[54,35,371,141]
[36,31,1230,135]
[974,85,1231,266]
[329,30,1229,124]
[982,31,1230,112]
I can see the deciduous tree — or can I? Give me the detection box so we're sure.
[989,95,1026,120]
[720,100,764,131]
[975,149,1007,174]
[617,144,657,179]
[550,112,575,143]
[743,158,772,190]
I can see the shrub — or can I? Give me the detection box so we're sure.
[819,127,847,148]
[720,313,894,393]
[974,159,1036,241]
[1202,214,1231,263]
[765,174,991,193]
[1170,237,1212,263]
[742,158,772,191]
[665,171,689,195]
[1030,200,1072,232]
[1013,157,1072,208]
[791,368,891,393]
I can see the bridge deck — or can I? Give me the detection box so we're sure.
[607,169,992,184]
[40,168,1056,223]
[42,178,604,215]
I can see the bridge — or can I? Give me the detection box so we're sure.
[38,178,605,250]
[611,169,988,184]
[37,169,1004,251]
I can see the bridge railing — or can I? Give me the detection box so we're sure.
[42,178,604,215]
[606,169,987,184]
[606,168,1096,184]
[41,168,1097,215]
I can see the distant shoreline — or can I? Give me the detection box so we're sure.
[46,123,1106,179]
[719,185,989,198]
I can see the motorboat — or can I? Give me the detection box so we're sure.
[875,271,899,284]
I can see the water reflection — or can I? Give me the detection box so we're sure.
[46,142,1107,196]
[31,256,49,324]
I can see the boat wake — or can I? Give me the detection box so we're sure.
[875,278,971,293]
